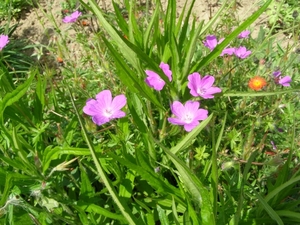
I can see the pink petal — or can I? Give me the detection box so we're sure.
[111,111,126,119]
[188,73,202,97]
[194,109,208,121]
[201,75,215,89]
[170,101,185,118]
[83,99,99,116]
[96,90,112,109]
[206,87,222,95]
[279,76,292,86]
[111,95,127,111]
[184,121,199,132]
[92,115,110,126]
[184,101,200,114]
[168,117,185,126]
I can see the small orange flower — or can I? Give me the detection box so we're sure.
[248,76,267,91]
[57,57,64,63]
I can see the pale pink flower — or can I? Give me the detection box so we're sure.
[0,35,9,50]
[145,62,172,91]
[273,70,292,86]
[187,73,222,99]
[238,30,251,39]
[220,47,236,56]
[203,35,224,51]
[168,101,208,132]
[62,11,82,23]
[83,90,126,126]
[234,46,251,59]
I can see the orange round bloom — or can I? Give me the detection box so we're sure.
[248,76,267,91]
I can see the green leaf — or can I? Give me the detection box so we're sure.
[0,69,35,123]
[170,114,213,154]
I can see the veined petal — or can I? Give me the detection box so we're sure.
[170,101,185,118]
[168,117,186,126]
[194,109,208,121]
[83,99,99,116]
[206,87,222,95]
[201,75,215,89]
[92,115,110,126]
[111,110,126,119]
[96,90,112,108]
[184,101,200,114]
[111,95,127,111]
[188,73,201,96]
[184,121,199,132]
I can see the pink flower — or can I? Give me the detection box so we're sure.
[145,62,172,91]
[238,30,250,39]
[168,101,208,132]
[234,46,251,59]
[203,35,224,51]
[278,76,292,86]
[83,90,126,126]
[62,11,82,23]
[187,73,222,99]
[0,35,9,50]
[220,47,236,56]
[273,70,292,86]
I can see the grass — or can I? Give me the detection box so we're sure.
[0,0,300,224]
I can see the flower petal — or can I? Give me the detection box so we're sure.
[83,99,99,116]
[184,121,199,132]
[170,101,185,119]
[111,110,126,119]
[194,109,208,121]
[168,117,186,126]
[92,115,110,126]
[188,73,202,97]
[201,75,215,89]
[96,90,112,109]
[279,76,292,86]
[184,101,200,115]
[111,95,127,111]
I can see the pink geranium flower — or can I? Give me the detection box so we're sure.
[83,90,126,126]
[62,11,82,23]
[145,62,172,91]
[234,46,251,59]
[203,35,224,51]
[0,35,9,50]
[220,47,236,56]
[168,101,208,132]
[238,30,251,39]
[273,70,292,86]
[187,73,222,99]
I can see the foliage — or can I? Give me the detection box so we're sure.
[0,0,300,224]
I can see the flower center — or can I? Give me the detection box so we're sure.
[197,88,206,95]
[182,113,193,124]
[104,108,113,117]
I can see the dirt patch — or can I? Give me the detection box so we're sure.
[9,0,272,64]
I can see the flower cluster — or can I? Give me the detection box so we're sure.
[62,11,82,23]
[0,35,9,51]
[83,62,221,132]
[203,31,252,59]
[145,63,221,132]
